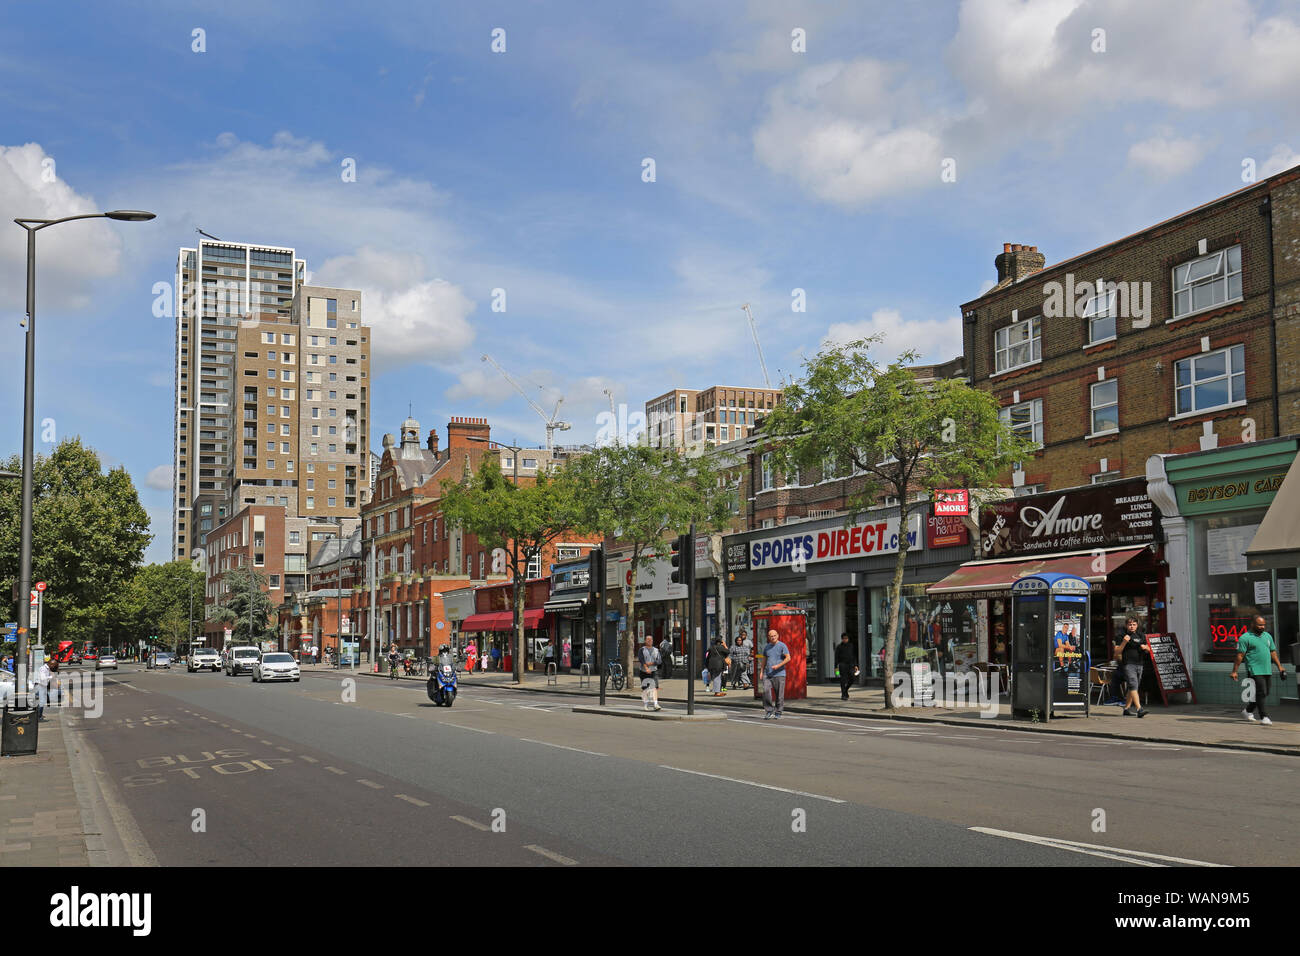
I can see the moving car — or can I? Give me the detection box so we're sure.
[95,653,117,670]
[147,651,173,670]
[252,652,300,683]
[187,646,222,672]
[224,646,260,676]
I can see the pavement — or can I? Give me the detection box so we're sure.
[0,711,89,866]
[339,662,1300,755]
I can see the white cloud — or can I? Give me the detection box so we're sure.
[824,308,963,364]
[1261,143,1300,177]
[144,464,172,490]
[1127,135,1206,177]
[0,143,127,310]
[313,247,476,372]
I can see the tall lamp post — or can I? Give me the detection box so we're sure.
[12,210,154,706]
[466,435,523,683]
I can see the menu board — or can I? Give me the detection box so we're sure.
[1145,633,1196,704]
[1206,525,1260,576]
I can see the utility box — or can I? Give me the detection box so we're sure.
[1010,573,1091,721]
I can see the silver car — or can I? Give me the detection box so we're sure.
[95,653,118,670]
[252,652,300,683]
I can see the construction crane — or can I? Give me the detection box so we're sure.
[740,303,772,388]
[481,354,571,450]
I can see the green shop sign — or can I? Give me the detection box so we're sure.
[1166,437,1299,516]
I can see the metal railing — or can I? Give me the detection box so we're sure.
[546,662,557,685]
[579,662,591,688]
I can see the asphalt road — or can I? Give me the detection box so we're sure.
[68,664,1298,866]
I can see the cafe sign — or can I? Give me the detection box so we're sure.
[981,478,1156,557]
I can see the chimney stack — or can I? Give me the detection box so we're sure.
[995,243,1046,284]
[427,428,439,454]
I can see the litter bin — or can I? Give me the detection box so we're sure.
[2,707,39,756]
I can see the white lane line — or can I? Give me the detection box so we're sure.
[444,723,496,735]
[396,794,430,807]
[298,755,319,764]
[805,718,887,731]
[259,740,273,745]
[519,738,606,756]
[931,735,984,740]
[969,828,1228,867]
[660,765,845,804]
[726,719,837,734]
[242,733,256,738]
[451,815,490,832]
[357,779,384,789]
[325,767,347,775]
[1141,745,1183,750]
[524,844,577,866]
[276,746,292,752]
[885,732,933,737]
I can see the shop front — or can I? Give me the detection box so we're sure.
[459,578,554,672]
[545,556,595,672]
[927,478,1164,682]
[723,507,971,684]
[441,587,477,658]
[1150,436,1299,706]
[605,548,687,668]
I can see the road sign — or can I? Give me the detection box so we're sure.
[30,590,39,608]
[35,581,47,592]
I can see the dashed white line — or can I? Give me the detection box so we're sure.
[519,738,606,756]
[357,779,384,789]
[969,827,1227,867]
[325,767,347,775]
[298,755,319,764]
[276,746,292,752]
[524,845,577,865]
[395,794,430,807]
[444,723,496,735]
[659,766,845,804]
[451,815,490,832]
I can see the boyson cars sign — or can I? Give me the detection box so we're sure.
[749,514,923,571]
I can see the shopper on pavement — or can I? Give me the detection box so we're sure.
[638,634,663,711]
[728,630,751,688]
[465,641,478,675]
[835,632,859,700]
[543,638,555,673]
[34,656,52,721]
[1232,615,1286,725]
[1113,616,1149,717]
[762,629,790,719]
[659,637,674,680]
[706,638,730,696]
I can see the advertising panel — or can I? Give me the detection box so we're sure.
[748,513,923,571]
[981,478,1155,557]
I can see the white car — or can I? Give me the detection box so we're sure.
[225,646,261,676]
[252,652,300,683]
[188,647,222,672]
[95,653,118,670]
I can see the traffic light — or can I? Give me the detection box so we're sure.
[669,533,692,586]
[588,547,603,599]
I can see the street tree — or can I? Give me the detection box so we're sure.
[118,560,207,651]
[440,458,586,681]
[0,438,151,645]
[566,443,734,677]
[207,566,276,646]
[761,337,1038,708]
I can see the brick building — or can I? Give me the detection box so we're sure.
[959,165,1300,493]
[646,385,782,454]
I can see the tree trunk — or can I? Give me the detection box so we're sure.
[882,503,912,710]
[515,563,526,683]
[623,548,639,682]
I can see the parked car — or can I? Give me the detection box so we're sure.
[187,646,222,672]
[252,652,300,683]
[95,653,117,670]
[224,646,260,676]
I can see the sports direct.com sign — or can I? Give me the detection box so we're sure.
[749,514,922,570]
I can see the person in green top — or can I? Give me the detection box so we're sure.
[1231,615,1287,725]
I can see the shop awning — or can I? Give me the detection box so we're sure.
[544,595,588,613]
[1245,458,1300,570]
[926,546,1149,595]
[460,610,547,632]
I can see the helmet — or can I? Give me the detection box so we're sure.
[439,644,450,654]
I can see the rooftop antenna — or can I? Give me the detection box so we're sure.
[196,227,223,242]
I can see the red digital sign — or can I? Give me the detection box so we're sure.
[1208,604,1250,654]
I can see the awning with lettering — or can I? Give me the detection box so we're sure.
[1245,458,1300,570]
[543,595,588,613]
[925,546,1149,595]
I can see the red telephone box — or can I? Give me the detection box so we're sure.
[750,604,808,701]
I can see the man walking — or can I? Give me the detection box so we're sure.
[638,633,662,711]
[1232,615,1286,725]
[835,632,858,700]
[1113,616,1149,717]
[762,628,790,719]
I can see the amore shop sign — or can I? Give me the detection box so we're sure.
[980,478,1156,557]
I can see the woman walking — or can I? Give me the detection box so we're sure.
[465,640,478,675]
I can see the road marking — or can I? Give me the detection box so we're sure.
[299,755,319,764]
[659,766,845,804]
[243,733,255,738]
[444,723,495,735]
[451,815,490,831]
[885,732,933,737]
[357,779,383,789]
[276,746,292,752]
[805,717,886,731]
[396,794,430,807]
[1141,745,1183,750]
[931,735,984,740]
[726,718,837,734]
[524,845,577,866]
[325,767,347,775]
[519,738,606,756]
[969,827,1228,867]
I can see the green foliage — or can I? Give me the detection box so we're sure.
[118,560,206,651]
[208,565,276,645]
[565,442,733,670]
[761,337,1040,707]
[0,438,151,645]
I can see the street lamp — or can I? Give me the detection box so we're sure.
[12,210,154,707]
[466,435,524,683]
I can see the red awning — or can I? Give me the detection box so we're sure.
[926,547,1148,595]
[460,609,547,632]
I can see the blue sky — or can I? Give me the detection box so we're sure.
[2,0,1297,564]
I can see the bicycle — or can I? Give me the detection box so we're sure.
[606,661,625,692]
[388,658,400,680]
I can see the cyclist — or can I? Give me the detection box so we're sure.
[387,644,400,679]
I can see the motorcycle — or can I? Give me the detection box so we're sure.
[426,659,458,707]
